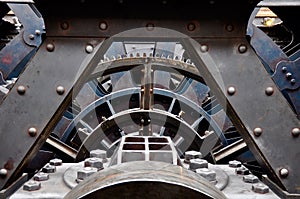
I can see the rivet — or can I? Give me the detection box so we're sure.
[286,72,292,79]
[187,23,196,31]
[29,34,35,40]
[265,87,274,96]
[56,86,65,95]
[17,85,26,95]
[225,24,234,32]
[85,44,94,54]
[46,43,55,52]
[60,21,69,30]
[279,168,289,178]
[35,30,41,35]
[281,67,287,73]
[0,168,7,178]
[238,44,247,53]
[99,21,108,30]
[290,79,296,85]
[28,127,37,137]
[227,86,236,95]
[291,128,300,137]
[253,127,263,137]
[200,44,208,53]
[146,23,155,31]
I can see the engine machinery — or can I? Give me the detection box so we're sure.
[0,0,299,198]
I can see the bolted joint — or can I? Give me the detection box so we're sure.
[235,166,250,175]
[41,164,56,173]
[50,158,63,166]
[229,160,242,168]
[77,167,98,180]
[184,150,202,164]
[189,158,208,171]
[243,174,259,183]
[90,149,108,163]
[252,183,269,194]
[196,168,217,182]
[33,172,49,181]
[84,157,104,170]
[23,180,41,191]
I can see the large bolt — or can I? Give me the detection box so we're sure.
[200,45,208,53]
[189,158,208,171]
[99,21,108,30]
[90,149,107,163]
[33,172,49,181]
[28,127,37,137]
[77,167,98,180]
[229,160,242,168]
[196,168,217,182]
[23,180,41,191]
[50,158,62,166]
[84,157,103,170]
[236,166,250,175]
[238,44,247,53]
[46,43,55,52]
[41,164,56,173]
[265,87,274,96]
[85,44,94,54]
[56,86,65,95]
[252,183,269,194]
[184,151,202,163]
[243,174,259,183]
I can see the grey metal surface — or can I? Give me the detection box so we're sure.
[0,37,105,189]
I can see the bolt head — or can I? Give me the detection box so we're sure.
[41,164,56,173]
[46,43,55,52]
[187,23,196,31]
[196,168,216,182]
[189,158,208,170]
[146,23,155,31]
[23,180,41,191]
[29,34,35,40]
[279,168,289,178]
[35,30,41,35]
[33,172,49,181]
[85,45,94,54]
[253,127,263,137]
[184,151,202,163]
[17,85,26,95]
[225,24,234,32]
[243,174,259,183]
[84,157,103,169]
[292,128,300,137]
[200,45,208,53]
[252,183,269,194]
[56,86,65,95]
[227,86,236,95]
[28,127,37,137]
[0,168,8,178]
[265,87,274,96]
[229,160,242,168]
[99,21,108,30]
[236,166,250,175]
[286,72,292,79]
[281,67,287,73]
[238,44,247,53]
[60,22,69,30]
[77,167,98,180]
[50,158,62,166]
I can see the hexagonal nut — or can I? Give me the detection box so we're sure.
[189,158,208,171]
[252,183,269,194]
[41,164,56,173]
[229,160,242,168]
[49,158,62,166]
[84,157,104,170]
[243,174,259,183]
[33,172,49,181]
[77,167,98,180]
[90,149,107,163]
[184,151,202,163]
[196,168,216,182]
[23,180,41,191]
[235,166,250,175]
